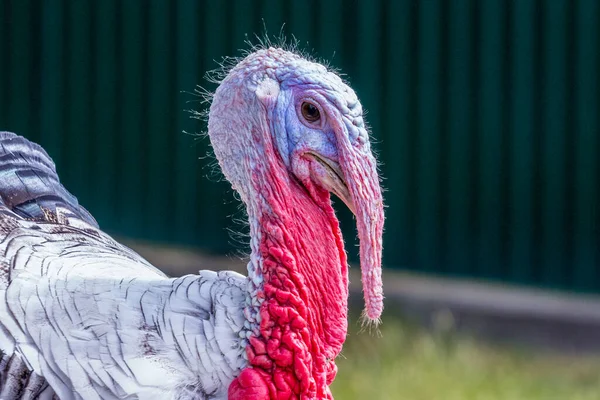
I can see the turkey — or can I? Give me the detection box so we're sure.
[0,47,384,399]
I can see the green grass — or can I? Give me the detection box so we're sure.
[332,315,600,400]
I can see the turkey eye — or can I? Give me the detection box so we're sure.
[301,102,320,123]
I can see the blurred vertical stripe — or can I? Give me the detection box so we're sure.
[174,0,200,242]
[573,0,599,290]
[478,0,505,280]
[416,0,442,272]
[447,0,473,277]
[509,0,537,284]
[93,0,118,224]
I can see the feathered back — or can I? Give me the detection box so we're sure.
[0,132,98,227]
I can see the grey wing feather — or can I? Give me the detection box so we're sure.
[0,131,97,226]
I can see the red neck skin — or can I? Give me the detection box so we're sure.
[229,160,349,399]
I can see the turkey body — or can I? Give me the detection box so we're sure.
[0,132,248,399]
[0,45,386,400]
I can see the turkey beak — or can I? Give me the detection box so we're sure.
[307,153,356,214]
[332,118,385,325]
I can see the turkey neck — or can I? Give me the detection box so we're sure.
[244,157,349,398]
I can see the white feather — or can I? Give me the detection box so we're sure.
[0,211,249,399]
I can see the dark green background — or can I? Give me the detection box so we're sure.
[1,0,598,292]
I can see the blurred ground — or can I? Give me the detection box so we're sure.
[332,314,600,400]
[123,239,600,399]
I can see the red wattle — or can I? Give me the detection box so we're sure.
[229,158,347,399]
[228,368,272,399]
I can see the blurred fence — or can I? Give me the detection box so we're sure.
[1,0,598,292]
